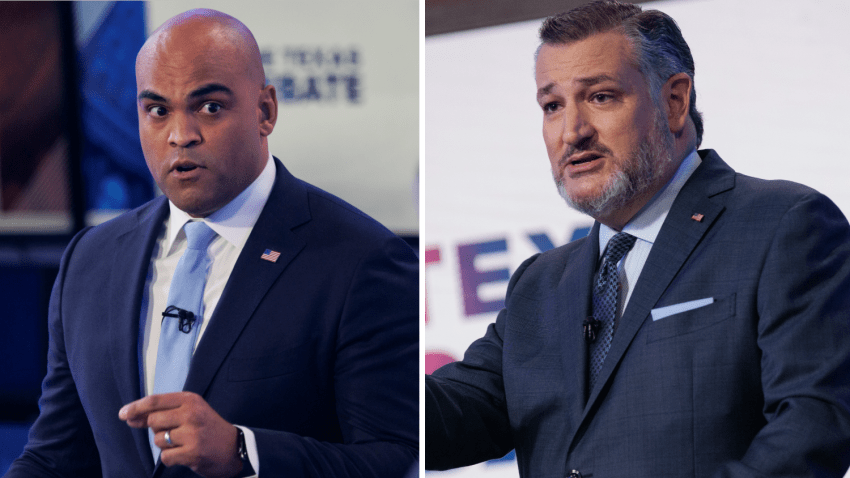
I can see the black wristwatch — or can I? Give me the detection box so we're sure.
[235,427,254,477]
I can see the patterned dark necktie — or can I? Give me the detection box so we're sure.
[588,232,637,392]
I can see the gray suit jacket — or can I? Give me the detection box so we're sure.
[426,150,850,477]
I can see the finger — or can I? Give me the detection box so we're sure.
[158,425,241,476]
[119,404,151,429]
[146,407,187,433]
[158,445,187,468]
[154,428,181,451]
[158,429,200,469]
[119,392,189,426]
[158,433,191,468]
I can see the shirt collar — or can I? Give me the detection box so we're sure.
[165,153,276,252]
[599,149,701,255]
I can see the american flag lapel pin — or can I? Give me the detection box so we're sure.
[691,213,704,222]
[260,249,281,263]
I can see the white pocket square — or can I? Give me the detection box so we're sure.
[651,297,714,321]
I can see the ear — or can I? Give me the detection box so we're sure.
[663,72,692,136]
[258,84,278,137]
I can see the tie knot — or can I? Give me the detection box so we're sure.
[604,232,636,265]
[183,221,216,251]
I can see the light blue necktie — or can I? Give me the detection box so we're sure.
[149,221,216,461]
[588,232,636,392]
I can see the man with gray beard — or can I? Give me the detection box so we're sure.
[425,1,850,477]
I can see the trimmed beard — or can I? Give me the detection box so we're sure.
[554,107,674,219]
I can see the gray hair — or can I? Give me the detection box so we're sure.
[539,0,703,146]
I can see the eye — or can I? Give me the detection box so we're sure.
[590,92,614,104]
[200,102,221,114]
[148,105,167,117]
[541,101,561,113]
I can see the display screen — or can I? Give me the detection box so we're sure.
[0,2,74,234]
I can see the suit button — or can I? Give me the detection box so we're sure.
[567,471,582,478]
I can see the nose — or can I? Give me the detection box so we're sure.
[168,113,202,148]
[560,103,594,148]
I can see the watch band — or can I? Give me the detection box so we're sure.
[236,427,249,462]
[235,427,254,477]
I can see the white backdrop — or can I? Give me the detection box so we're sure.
[147,0,419,234]
[424,0,850,476]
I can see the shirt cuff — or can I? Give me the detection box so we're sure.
[235,425,260,477]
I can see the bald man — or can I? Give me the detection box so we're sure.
[5,9,418,478]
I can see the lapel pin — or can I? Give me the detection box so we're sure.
[691,213,704,222]
[260,249,281,263]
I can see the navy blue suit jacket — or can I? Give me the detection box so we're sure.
[426,150,850,477]
[7,159,419,477]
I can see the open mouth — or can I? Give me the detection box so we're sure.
[570,153,602,166]
[171,160,203,174]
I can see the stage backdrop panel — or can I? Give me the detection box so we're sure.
[424,0,850,476]
[148,0,418,234]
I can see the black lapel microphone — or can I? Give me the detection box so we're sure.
[162,305,196,334]
[583,316,601,343]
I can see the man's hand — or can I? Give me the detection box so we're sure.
[119,392,243,478]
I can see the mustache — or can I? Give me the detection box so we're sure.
[557,140,614,170]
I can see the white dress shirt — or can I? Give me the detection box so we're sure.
[140,153,276,475]
[598,149,701,317]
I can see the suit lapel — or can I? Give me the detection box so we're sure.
[556,223,599,421]
[575,150,735,433]
[183,159,309,397]
[106,196,168,475]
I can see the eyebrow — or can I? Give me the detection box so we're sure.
[138,90,167,102]
[136,83,234,103]
[189,83,233,98]
[576,74,617,86]
[537,74,619,100]
[537,83,556,100]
